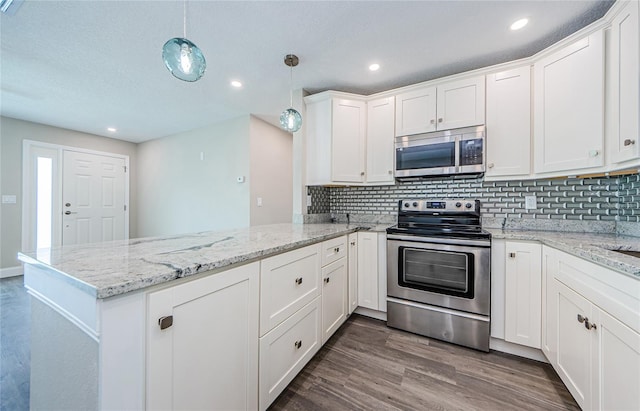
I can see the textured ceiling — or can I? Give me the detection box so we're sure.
[0,0,614,143]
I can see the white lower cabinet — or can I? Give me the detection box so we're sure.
[146,262,260,411]
[504,241,542,348]
[259,297,322,411]
[321,257,348,344]
[348,233,358,314]
[543,246,640,411]
[356,231,379,310]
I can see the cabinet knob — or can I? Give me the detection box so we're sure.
[584,319,597,330]
[430,119,435,125]
[438,118,443,123]
[577,314,585,324]
[509,252,516,258]
[324,277,330,284]
[624,139,636,146]
[360,171,365,176]
[488,163,495,169]
[294,340,302,349]
[588,150,600,157]
[158,315,173,330]
[350,241,356,246]
[334,247,340,253]
[295,277,303,285]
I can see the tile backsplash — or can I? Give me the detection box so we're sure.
[307,174,640,223]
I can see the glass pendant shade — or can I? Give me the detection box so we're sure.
[162,37,206,82]
[280,108,302,133]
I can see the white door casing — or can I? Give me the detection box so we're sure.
[62,150,126,245]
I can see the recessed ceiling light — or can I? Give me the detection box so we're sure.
[107,127,117,132]
[231,80,242,88]
[510,18,529,31]
[369,63,380,71]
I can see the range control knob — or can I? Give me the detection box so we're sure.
[404,203,410,208]
[455,202,462,208]
[413,202,418,207]
[465,202,473,209]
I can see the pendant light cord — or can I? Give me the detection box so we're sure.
[183,0,187,38]
[289,63,293,107]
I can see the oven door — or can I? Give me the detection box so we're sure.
[387,234,490,316]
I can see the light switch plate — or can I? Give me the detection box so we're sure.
[257,197,262,207]
[525,195,537,210]
[2,195,16,204]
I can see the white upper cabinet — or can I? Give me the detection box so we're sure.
[395,87,437,135]
[332,99,367,183]
[486,66,532,178]
[534,31,605,174]
[436,76,486,131]
[607,0,640,164]
[366,96,395,183]
[395,76,485,136]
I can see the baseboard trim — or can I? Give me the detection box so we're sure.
[354,306,387,321]
[490,337,548,363]
[0,265,23,279]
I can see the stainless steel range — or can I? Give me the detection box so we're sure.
[386,198,491,352]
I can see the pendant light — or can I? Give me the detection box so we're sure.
[162,0,206,82]
[280,54,302,133]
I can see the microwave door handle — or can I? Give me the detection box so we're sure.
[454,135,461,171]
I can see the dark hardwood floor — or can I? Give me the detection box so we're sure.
[0,276,30,411]
[0,277,578,411]
[269,315,579,411]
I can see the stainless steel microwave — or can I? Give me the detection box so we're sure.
[394,125,486,179]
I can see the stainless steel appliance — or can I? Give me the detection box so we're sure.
[394,125,485,179]
[386,198,491,351]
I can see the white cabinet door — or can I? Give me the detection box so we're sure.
[436,76,485,131]
[357,231,379,310]
[146,262,259,411]
[541,246,559,366]
[608,0,640,164]
[332,99,366,183]
[366,97,395,183]
[395,86,437,136]
[554,279,594,410]
[260,244,321,336]
[321,258,348,344]
[534,31,605,174]
[490,239,506,339]
[504,241,542,348]
[347,233,358,314]
[594,308,640,411]
[259,297,322,411]
[486,66,531,177]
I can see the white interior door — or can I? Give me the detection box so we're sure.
[62,150,126,245]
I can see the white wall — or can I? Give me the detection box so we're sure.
[249,116,293,226]
[136,116,251,237]
[0,116,138,269]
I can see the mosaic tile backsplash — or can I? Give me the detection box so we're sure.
[307,174,640,223]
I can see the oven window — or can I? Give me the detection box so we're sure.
[396,142,455,170]
[399,247,474,298]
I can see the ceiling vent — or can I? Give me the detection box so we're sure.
[1,0,24,15]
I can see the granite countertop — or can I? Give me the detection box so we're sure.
[487,228,640,279]
[18,223,365,299]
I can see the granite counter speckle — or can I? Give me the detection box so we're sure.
[487,229,640,279]
[18,224,363,299]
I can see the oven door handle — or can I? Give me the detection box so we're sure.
[386,234,491,248]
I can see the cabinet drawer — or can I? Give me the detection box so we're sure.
[260,244,321,336]
[321,235,347,267]
[259,297,322,411]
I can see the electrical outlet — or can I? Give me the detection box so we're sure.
[525,195,537,210]
[257,197,262,207]
[306,195,312,207]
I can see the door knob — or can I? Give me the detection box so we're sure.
[65,203,71,207]
[64,211,77,215]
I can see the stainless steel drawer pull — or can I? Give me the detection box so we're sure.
[584,319,597,330]
[509,252,516,258]
[294,340,302,349]
[624,139,636,146]
[324,277,330,284]
[350,241,356,246]
[158,315,173,330]
[295,277,303,285]
[577,314,585,323]
[334,247,340,253]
